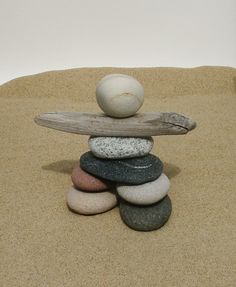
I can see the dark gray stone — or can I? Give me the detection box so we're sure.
[119,196,172,231]
[80,152,163,184]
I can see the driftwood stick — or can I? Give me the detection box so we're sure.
[34,112,196,137]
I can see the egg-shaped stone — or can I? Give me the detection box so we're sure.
[96,73,144,118]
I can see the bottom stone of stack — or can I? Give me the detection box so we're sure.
[67,186,117,215]
[119,196,172,231]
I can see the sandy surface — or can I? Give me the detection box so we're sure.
[1,66,236,287]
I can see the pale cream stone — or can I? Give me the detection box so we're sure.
[67,186,117,215]
[117,173,170,205]
[96,74,144,118]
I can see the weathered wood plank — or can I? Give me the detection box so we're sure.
[34,112,196,136]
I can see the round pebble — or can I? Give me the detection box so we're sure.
[71,165,111,191]
[67,186,117,215]
[96,73,144,118]
[89,136,153,159]
[80,152,163,184]
[119,196,172,231]
[117,173,170,205]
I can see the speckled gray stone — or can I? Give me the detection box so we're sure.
[89,136,154,159]
[119,196,172,231]
[80,152,163,184]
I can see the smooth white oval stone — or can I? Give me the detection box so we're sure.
[89,136,154,159]
[67,186,117,215]
[96,73,144,118]
[117,173,170,205]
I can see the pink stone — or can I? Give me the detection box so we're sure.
[71,165,111,192]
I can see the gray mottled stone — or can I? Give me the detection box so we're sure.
[89,136,153,159]
[119,196,172,231]
[80,152,163,184]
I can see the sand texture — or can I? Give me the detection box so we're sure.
[1,66,236,287]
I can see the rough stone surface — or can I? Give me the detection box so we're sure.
[117,173,170,205]
[119,196,172,231]
[89,136,153,159]
[66,186,117,215]
[80,152,163,184]
[71,165,112,191]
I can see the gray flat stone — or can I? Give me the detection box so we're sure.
[119,196,172,231]
[80,152,163,184]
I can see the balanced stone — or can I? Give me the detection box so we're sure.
[117,173,170,205]
[89,136,153,159]
[67,186,117,215]
[119,196,172,231]
[71,165,112,191]
[80,152,163,184]
[96,74,144,118]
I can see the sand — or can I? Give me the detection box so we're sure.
[1,66,236,287]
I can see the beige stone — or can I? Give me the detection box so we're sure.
[66,186,117,215]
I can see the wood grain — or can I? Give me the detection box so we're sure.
[34,112,196,136]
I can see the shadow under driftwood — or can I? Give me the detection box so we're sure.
[42,159,79,175]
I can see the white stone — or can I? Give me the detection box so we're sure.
[67,186,117,215]
[117,173,170,205]
[89,136,154,159]
[96,73,144,118]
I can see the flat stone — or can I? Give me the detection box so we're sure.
[117,173,170,205]
[71,165,112,191]
[67,186,117,215]
[119,195,172,231]
[89,136,153,159]
[80,152,163,184]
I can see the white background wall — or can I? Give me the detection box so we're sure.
[0,0,235,84]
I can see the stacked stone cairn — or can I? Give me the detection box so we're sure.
[35,73,196,232]
[67,74,172,231]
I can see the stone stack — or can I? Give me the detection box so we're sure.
[66,74,172,231]
[35,73,196,231]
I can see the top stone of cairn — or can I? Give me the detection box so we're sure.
[96,74,144,118]
[34,73,197,136]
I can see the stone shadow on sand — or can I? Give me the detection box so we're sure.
[42,159,79,175]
